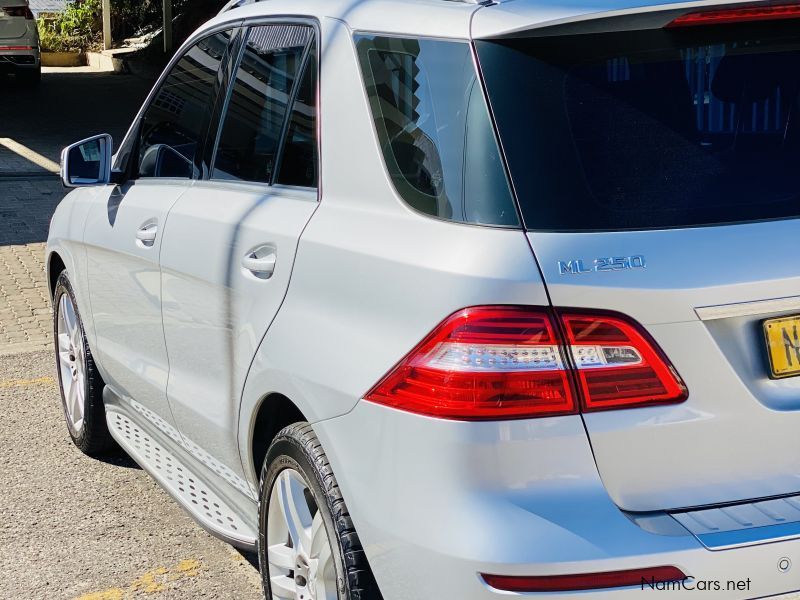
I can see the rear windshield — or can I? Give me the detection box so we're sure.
[476,22,800,231]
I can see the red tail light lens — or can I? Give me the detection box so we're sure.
[667,4,800,27]
[560,311,688,412]
[365,307,577,420]
[482,565,687,592]
[3,6,34,19]
[365,306,687,420]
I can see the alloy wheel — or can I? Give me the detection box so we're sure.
[57,292,86,435]
[266,468,338,600]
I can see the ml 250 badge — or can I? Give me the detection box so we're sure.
[558,255,646,275]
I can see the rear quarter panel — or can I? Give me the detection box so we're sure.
[237,16,550,482]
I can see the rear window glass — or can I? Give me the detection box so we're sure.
[356,35,519,227]
[476,22,800,231]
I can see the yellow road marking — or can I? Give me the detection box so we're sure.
[0,137,61,173]
[0,375,55,389]
[77,590,123,600]
[74,559,205,599]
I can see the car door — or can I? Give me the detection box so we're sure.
[159,23,319,491]
[83,28,238,429]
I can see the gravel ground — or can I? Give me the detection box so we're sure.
[0,350,262,600]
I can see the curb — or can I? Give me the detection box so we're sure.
[86,51,163,80]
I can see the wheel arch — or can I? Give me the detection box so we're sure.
[248,392,306,483]
[47,251,66,299]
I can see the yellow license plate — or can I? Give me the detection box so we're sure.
[763,315,800,378]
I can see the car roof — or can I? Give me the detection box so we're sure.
[205,0,478,39]
[200,0,777,40]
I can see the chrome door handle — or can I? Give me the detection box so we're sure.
[136,222,158,247]
[242,247,277,279]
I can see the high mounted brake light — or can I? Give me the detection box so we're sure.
[667,4,800,27]
[365,306,687,420]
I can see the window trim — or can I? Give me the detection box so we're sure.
[112,20,245,182]
[206,16,321,194]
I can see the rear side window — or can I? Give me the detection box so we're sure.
[477,22,800,231]
[355,35,519,227]
[136,30,232,179]
[212,25,313,184]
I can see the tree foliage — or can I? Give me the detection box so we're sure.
[38,0,227,53]
[38,0,101,52]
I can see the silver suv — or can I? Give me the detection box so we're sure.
[48,0,800,598]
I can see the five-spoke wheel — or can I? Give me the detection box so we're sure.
[53,270,114,455]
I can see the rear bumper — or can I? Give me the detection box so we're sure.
[0,47,40,71]
[314,401,800,599]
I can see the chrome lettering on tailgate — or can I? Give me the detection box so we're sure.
[558,256,646,275]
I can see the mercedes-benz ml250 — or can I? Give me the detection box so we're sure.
[47,0,800,597]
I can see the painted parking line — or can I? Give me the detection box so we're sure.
[0,137,60,174]
[0,375,55,389]
[75,559,205,599]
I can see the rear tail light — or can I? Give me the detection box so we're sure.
[365,307,577,420]
[667,4,800,27]
[3,6,34,19]
[482,565,687,592]
[365,306,686,420]
[560,312,688,412]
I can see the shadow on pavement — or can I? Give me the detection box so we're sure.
[0,69,155,176]
[0,68,157,247]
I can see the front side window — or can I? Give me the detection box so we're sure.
[136,30,232,179]
[355,35,518,227]
[212,25,313,183]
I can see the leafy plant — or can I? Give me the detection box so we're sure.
[38,0,101,52]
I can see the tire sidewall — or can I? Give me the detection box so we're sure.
[53,272,91,445]
[259,437,349,600]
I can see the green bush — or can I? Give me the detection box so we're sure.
[38,0,101,52]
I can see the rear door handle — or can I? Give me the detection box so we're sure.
[242,246,277,279]
[136,222,158,247]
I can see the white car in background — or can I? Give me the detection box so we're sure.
[0,0,39,86]
[47,0,800,598]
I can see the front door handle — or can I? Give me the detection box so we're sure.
[136,222,158,247]
[242,246,277,279]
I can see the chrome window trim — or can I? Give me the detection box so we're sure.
[696,296,800,321]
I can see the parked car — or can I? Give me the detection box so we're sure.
[47,0,800,598]
[0,0,39,86]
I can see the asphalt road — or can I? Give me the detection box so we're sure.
[0,350,262,600]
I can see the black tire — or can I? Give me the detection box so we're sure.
[259,422,382,600]
[16,67,41,88]
[53,270,115,456]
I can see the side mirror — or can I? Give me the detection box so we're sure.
[61,134,113,188]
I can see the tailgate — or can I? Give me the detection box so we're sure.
[530,225,800,511]
[475,6,800,511]
[0,1,30,41]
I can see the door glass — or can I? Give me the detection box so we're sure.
[212,25,313,183]
[136,30,232,179]
[276,43,318,188]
